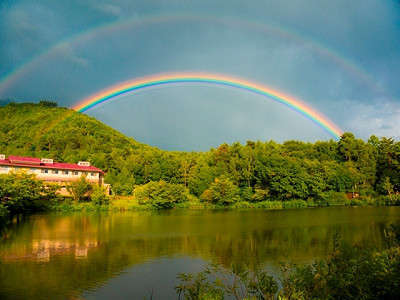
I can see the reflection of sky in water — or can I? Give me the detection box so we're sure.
[0,207,399,299]
[83,257,207,300]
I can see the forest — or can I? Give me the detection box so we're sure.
[0,102,400,210]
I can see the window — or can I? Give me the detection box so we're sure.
[41,169,48,174]
[91,172,96,176]
[74,171,79,175]
[63,170,69,175]
[52,170,59,174]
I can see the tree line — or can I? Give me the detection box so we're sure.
[0,103,399,208]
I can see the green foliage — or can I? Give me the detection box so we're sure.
[1,104,400,208]
[0,203,8,219]
[51,201,109,212]
[176,271,224,300]
[0,172,57,214]
[321,191,349,206]
[232,201,252,209]
[176,225,400,299]
[251,187,269,202]
[134,180,189,209]
[67,176,92,203]
[280,246,400,299]
[176,263,278,300]
[90,185,109,206]
[39,100,58,107]
[282,199,308,209]
[253,201,283,209]
[240,186,254,202]
[381,176,394,198]
[200,176,240,205]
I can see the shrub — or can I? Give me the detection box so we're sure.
[324,191,349,206]
[254,201,283,210]
[0,172,57,214]
[39,100,58,107]
[91,185,109,206]
[200,176,240,206]
[251,187,270,202]
[350,198,368,206]
[67,175,92,203]
[382,194,400,206]
[306,197,317,207]
[283,200,308,209]
[0,203,9,222]
[232,201,252,209]
[176,224,400,300]
[176,264,278,300]
[280,243,400,299]
[134,180,189,209]
[240,187,254,202]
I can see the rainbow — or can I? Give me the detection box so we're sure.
[0,14,381,95]
[73,73,343,139]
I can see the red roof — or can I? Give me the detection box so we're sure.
[8,155,41,164]
[0,155,104,174]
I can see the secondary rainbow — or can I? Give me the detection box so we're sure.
[73,73,343,139]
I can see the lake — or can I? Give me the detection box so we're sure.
[1,207,399,299]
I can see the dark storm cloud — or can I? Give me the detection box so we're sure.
[0,0,399,150]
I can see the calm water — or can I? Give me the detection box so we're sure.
[0,207,399,299]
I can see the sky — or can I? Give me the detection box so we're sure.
[0,0,399,150]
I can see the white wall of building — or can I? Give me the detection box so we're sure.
[0,165,100,181]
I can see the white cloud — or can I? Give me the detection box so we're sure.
[343,99,400,140]
[93,3,122,17]
[55,44,89,67]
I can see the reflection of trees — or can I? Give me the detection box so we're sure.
[0,208,398,299]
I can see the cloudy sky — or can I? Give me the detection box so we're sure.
[1,0,399,150]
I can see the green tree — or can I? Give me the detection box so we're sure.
[90,185,109,206]
[251,187,269,202]
[134,180,189,209]
[0,172,57,214]
[381,177,394,200]
[200,176,240,205]
[39,100,58,107]
[67,176,92,203]
[338,132,358,162]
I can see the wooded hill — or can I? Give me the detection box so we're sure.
[1,102,399,203]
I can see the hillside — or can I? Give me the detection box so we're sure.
[0,102,144,156]
[1,102,399,201]
[0,103,189,194]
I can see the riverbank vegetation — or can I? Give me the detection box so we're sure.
[1,103,400,213]
[0,173,58,223]
[176,224,400,299]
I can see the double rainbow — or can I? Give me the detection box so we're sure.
[73,73,343,139]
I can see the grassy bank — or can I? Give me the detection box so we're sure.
[48,194,400,213]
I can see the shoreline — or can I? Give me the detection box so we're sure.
[49,197,399,213]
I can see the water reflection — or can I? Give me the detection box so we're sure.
[0,207,399,299]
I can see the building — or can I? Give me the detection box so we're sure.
[0,154,109,195]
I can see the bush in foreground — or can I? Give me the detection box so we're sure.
[176,225,400,300]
